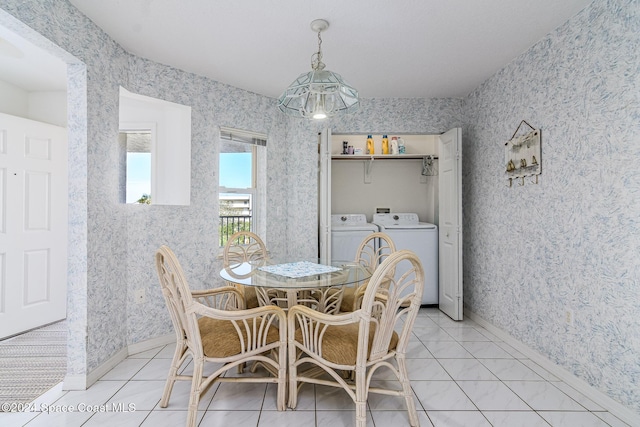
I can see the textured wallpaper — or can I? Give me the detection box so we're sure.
[0,0,293,376]
[0,0,131,378]
[1,0,637,417]
[122,58,292,345]
[463,0,640,413]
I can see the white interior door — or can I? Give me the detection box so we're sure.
[438,128,463,320]
[318,129,331,264]
[0,113,68,339]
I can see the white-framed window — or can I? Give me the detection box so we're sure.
[120,124,155,204]
[119,87,191,205]
[218,127,266,247]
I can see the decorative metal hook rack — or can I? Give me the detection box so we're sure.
[505,120,541,187]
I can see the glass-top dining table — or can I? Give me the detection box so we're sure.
[220,260,372,313]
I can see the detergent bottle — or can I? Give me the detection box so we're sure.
[397,137,406,154]
[381,135,389,154]
[366,135,374,154]
[390,136,399,155]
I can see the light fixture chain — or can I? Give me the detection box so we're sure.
[311,29,324,71]
[278,18,359,119]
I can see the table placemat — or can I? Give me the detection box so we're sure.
[258,261,341,278]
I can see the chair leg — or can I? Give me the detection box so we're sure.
[160,341,186,408]
[355,402,367,427]
[186,357,204,427]
[287,370,297,409]
[397,356,420,427]
[287,344,298,408]
[355,367,368,427]
[277,341,287,411]
[277,371,287,411]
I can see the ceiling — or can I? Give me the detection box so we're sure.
[0,25,67,91]
[2,1,592,97]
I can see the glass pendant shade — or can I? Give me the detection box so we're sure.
[277,19,359,120]
[278,68,359,119]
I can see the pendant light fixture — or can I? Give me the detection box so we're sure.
[277,19,359,120]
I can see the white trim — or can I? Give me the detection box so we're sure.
[120,121,157,203]
[61,374,86,391]
[219,126,267,141]
[128,333,175,355]
[466,310,640,427]
[62,334,176,391]
[86,346,129,389]
[32,382,66,407]
[119,86,192,206]
[218,131,266,246]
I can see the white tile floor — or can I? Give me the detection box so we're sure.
[0,308,631,427]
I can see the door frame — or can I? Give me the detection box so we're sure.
[318,128,463,319]
[437,128,463,320]
[318,129,332,264]
[0,113,68,339]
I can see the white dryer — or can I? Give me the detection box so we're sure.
[331,214,378,262]
[372,213,438,305]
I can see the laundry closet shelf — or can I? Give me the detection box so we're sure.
[332,153,439,184]
[331,154,438,160]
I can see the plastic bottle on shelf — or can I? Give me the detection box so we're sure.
[390,136,399,155]
[381,135,389,155]
[397,137,406,154]
[366,135,374,155]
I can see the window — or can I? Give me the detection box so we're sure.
[218,127,266,247]
[119,87,191,205]
[120,129,153,204]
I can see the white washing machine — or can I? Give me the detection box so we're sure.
[331,214,378,262]
[372,213,438,305]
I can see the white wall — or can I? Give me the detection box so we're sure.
[0,79,27,116]
[119,88,191,205]
[331,159,438,223]
[330,134,440,223]
[0,79,66,127]
[28,90,67,127]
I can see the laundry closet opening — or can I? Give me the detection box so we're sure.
[318,130,463,320]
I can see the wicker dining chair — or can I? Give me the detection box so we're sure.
[155,245,287,427]
[288,249,424,427]
[222,231,269,309]
[340,232,396,312]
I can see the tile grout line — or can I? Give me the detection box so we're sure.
[8,309,631,426]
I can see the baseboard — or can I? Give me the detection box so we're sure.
[62,374,86,390]
[128,333,175,355]
[466,310,640,427]
[87,346,129,388]
[33,382,65,405]
[62,334,175,391]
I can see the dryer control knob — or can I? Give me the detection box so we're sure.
[393,215,399,220]
[341,216,347,221]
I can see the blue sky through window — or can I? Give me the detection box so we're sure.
[126,151,252,203]
[126,152,151,203]
[220,153,252,188]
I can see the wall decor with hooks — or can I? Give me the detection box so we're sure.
[505,120,541,187]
